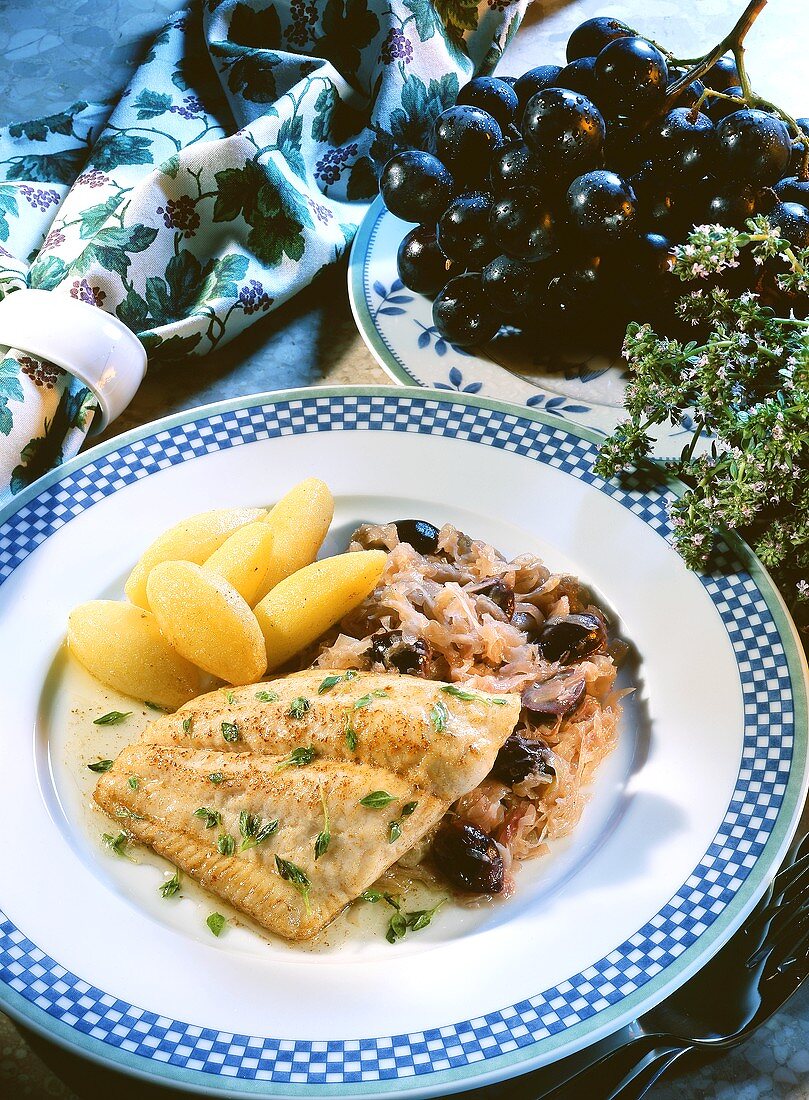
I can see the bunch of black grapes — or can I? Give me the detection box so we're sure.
[379,15,809,350]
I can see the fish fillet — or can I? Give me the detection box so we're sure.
[94,671,520,940]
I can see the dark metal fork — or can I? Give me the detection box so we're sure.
[536,831,809,1100]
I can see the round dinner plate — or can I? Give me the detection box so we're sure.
[0,386,806,1097]
[348,198,702,458]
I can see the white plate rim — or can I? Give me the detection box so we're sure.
[0,384,806,1098]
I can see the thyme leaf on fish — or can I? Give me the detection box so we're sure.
[182,717,193,734]
[359,791,396,810]
[318,674,344,694]
[430,700,449,732]
[225,690,235,705]
[217,834,235,856]
[401,801,418,817]
[144,701,170,712]
[286,697,310,720]
[275,745,317,771]
[255,689,279,702]
[208,772,224,785]
[159,870,181,898]
[239,811,278,851]
[344,717,357,752]
[388,820,402,844]
[441,684,507,705]
[87,759,113,774]
[127,776,140,791]
[93,710,131,726]
[314,788,330,860]
[193,807,221,829]
[221,721,240,743]
[275,856,312,914]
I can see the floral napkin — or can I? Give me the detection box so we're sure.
[0,0,526,504]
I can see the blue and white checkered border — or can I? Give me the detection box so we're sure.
[0,392,799,1089]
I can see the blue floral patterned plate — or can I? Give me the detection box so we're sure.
[0,386,806,1097]
[348,198,705,456]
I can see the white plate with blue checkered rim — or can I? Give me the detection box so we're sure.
[0,385,806,1098]
[348,198,705,460]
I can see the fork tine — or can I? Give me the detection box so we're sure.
[748,907,809,969]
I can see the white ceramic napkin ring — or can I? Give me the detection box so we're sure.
[0,288,147,432]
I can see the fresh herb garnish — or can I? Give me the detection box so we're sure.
[318,674,344,694]
[101,831,129,858]
[221,721,240,743]
[441,684,507,705]
[344,718,357,752]
[386,900,445,943]
[182,717,192,734]
[87,759,113,774]
[275,856,312,913]
[430,700,449,732]
[217,834,235,856]
[255,689,279,702]
[286,697,310,719]
[159,870,181,898]
[353,689,388,710]
[401,801,418,817]
[360,889,383,903]
[314,789,330,860]
[344,670,359,681]
[359,791,396,810]
[93,710,131,726]
[225,690,235,705]
[127,776,139,791]
[206,912,226,937]
[276,745,317,771]
[208,772,224,785]
[114,806,144,821]
[388,820,402,844]
[238,811,278,850]
[193,807,222,829]
[144,701,169,712]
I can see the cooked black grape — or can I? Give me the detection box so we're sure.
[490,187,558,261]
[566,170,637,240]
[514,65,563,113]
[368,629,431,676]
[522,88,606,177]
[396,225,454,295]
[489,140,542,195]
[432,273,501,347]
[654,107,715,178]
[593,36,668,116]
[437,191,494,266]
[457,76,519,130]
[433,106,503,184]
[714,108,791,184]
[491,733,555,783]
[767,201,809,248]
[774,175,809,205]
[482,255,543,316]
[393,519,441,553]
[700,184,759,228]
[380,151,454,224]
[704,86,745,123]
[566,15,632,62]
[704,54,739,91]
[556,56,599,101]
[538,612,607,662]
[432,819,504,894]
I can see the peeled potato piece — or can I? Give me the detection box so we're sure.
[67,601,203,709]
[146,561,267,685]
[255,478,334,602]
[125,507,266,609]
[254,550,386,672]
[204,521,275,606]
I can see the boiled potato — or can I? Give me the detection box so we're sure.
[67,601,203,709]
[125,507,266,609]
[254,478,334,602]
[146,561,267,685]
[204,521,275,605]
[254,550,386,671]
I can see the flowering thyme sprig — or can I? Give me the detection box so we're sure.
[596,219,809,634]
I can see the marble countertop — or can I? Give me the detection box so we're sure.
[0,0,807,1096]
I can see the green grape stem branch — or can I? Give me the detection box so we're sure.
[596,218,809,634]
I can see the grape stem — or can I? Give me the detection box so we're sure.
[665,0,809,180]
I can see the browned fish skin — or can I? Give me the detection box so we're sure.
[142,670,522,803]
[95,671,521,940]
[94,745,447,940]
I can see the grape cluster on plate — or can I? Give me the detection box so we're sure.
[378,14,809,349]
